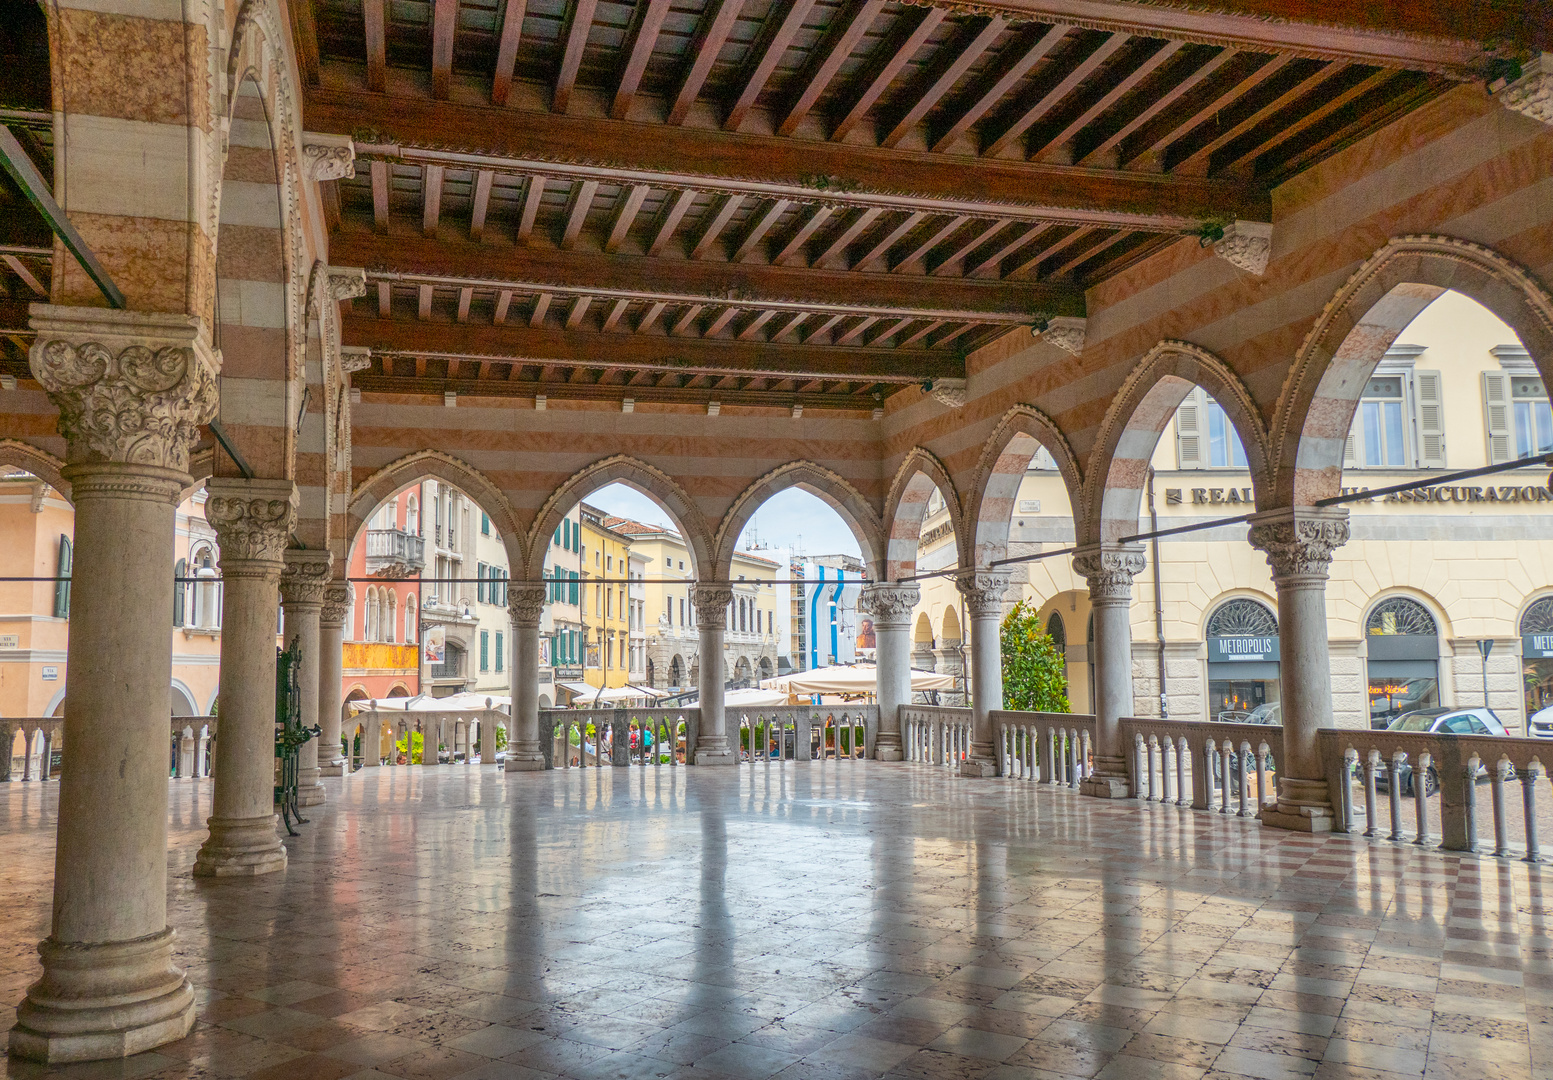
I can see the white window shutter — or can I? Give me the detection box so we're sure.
[1482,371,1513,464]
[1175,389,1202,469]
[1413,369,1446,468]
[1343,426,1359,468]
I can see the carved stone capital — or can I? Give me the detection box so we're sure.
[929,378,966,409]
[301,132,356,181]
[1072,544,1146,602]
[280,549,333,607]
[29,307,220,473]
[327,266,368,302]
[691,584,735,630]
[320,583,352,628]
[1495,53,1553,126]
[859,583,921,629]
[1214,220,1273,275]
[507,585,548,629]
[1038,316,1086,356]
[340,346,372,374]
[954,570,1010,619]
[1247,507,1350,582]
[205,479,297,570]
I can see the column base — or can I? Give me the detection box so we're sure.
[1260,776,1335,833]
[504,754,545,772]
[193,815,287,878]
[318,759,345,778]
[959,758,998,778]
[694,741,737,766]
[8,928,196,1064]
[873,734,902,762]
[297,782,326,808]
[1080,775,1131,799]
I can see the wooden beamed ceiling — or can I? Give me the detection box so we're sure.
[297,0,1499,409]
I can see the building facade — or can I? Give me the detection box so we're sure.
[343,484,422,703]
[470,506,512,700]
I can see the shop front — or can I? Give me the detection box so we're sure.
[1525,597,1553,732]
[1365,597,1440,727]
[1205,599,1280,721]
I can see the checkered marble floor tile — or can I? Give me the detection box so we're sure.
[3,763,1552,1080]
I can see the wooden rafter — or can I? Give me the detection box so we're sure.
[612,0,672,121]
[777,0,887,137]
[880,16,1008,150]
[725,0,819,133]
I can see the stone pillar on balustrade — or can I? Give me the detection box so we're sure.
[318,583,350,775]
[1248,507,1350,833]
[280,549,331,806]
[507,585,548,771]
[10,307,216,1062]
[195,479,297,877]
[691,583,736,765]
[860,583,919,761]
[1073,544,1146,798]
[953,570,1009,777]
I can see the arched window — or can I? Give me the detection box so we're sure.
[365,588,379,642]
[386,593,398,642]
[406,495,419,534]
[1207,598,1279,638]
[1365,596,1440,727]
[405,595,417,642]
[1525,597,1553,727]
[1205,598,1280,721]
[1046,611,1066,653]
[173,558,187,627]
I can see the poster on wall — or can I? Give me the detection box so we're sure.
[423,624,445,664]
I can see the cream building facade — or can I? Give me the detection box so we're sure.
[909,292,1553,733]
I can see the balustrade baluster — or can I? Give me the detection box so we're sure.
[1463,754,1480,854]
[1523,761,1543,863]
[1238,740,1253,818]
[1363,750,1379,837]
[1133,735,1147,799]
[1413,751,1431,845]
[1493,758,1510,855]
[1389,751,1406,842]
[1257,742,1272,810]
[1198,741,1214,810]
[1218,741,1232,814]
[1176,737,1189,807]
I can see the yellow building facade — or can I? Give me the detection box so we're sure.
[578,503,632,690]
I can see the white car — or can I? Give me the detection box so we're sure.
[1531,705,1553,739]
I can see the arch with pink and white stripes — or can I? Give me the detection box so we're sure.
[881,448,965,582]
[964,406,1084,569]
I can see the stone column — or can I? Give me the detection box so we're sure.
[194,480,297,877]
[11,307,216,1063]
[280,550,331,806]
[506,586,548,771]
[860,583,920,761]
[1248,507,1350,833]
[318,583,349,775]
[954,570,1009,777]
[1073,545,1146,798]
[691,584,736,765]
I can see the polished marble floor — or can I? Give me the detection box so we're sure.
[2,762,1550,1080]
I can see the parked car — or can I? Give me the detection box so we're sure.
[1246,701,1281,725]
[1530,704,1553,739]
[1373,707,1508,796]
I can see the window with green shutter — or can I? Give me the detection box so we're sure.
[495,631,504,672]
[480,630,489,672]
[54,536,72,618]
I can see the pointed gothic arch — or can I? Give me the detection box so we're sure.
[712,461,885,580]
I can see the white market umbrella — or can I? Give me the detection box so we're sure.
[761,663,955,695]
[722,687,791,707]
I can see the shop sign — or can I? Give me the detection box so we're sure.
[1208,636,1279,663]
[1526,633,1553,660]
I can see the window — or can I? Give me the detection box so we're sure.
[495,630,504,672]
[476,563,487,604]
[680,597,685,626]
[433,496,441,544]
[173,558,187,627]
[481,511,490,535]
[407,495,418,534]
[1344,368,1445,469]
[1497,373,1553,460]
[1365,596,1440,727]
[53,535,72,618]
[1175,389,1247,469]
[480,630,489,672]
[678,560,684,570]
[1358,377,1407,467]
[387,593,397,642]
[569,571,579,606]
[405,597,416,642]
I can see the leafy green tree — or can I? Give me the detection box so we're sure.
[1000,599,1070,713]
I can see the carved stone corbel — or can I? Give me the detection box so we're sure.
[1214,220,1274,275]
[301,132,357,181]
[929,378,967,408]
[1494,54,1552,126]
[1037,316,1086,356]
[340,346,372,373]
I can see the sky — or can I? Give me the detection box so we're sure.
[586,483,862,559]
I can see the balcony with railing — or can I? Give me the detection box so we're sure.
[364,528,425,576]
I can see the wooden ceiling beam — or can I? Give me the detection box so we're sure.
[1027,39,1185,162]
[854,211,924,271]
[320,91,1268,229]
[530,292,552,327]
[353,372,895,410]
[930,23,1069,153]
[612,0,672,121]
[1009,224,1095,278]
[647,188,697,256]
[370,160,389,231]
[560,179,599,248]
[893,215,969,273]
[456,286,473,322]
[776,0,887,137]
[880,16,1007,150]
[422,165,444,236]
[732,199,791,262]
[967,222,1049,277]
[689,194,745,259]
[470,169,493,241]
[363,0,386,92]
[518,175,546,241]
[704,306,741,337]
[1221,67,1394,172]
[431,0,457,100]
[335,229,1087,317]
[605,184,651,253]
[553,0,599,114]
[342,316,963,382]
[930,219,1010,276]
[737,309,778,341]
[668,0,744,126]
[896,319,944,347]
[812,207,882,268]
[1172,60,1350,174]
[771,204,834,266]
[491,0,529,106]
[1077,46,1235,166]
[724,0,819,133]
[1123,52,1295,167]
[602,297,630,331]
[565,295,592,330]
[984,32,1131,158]
[829,6,946,142]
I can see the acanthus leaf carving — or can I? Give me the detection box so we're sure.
[859,583,921,628]
[507,585,548,629]
[1072,546,1146,602]
[1495,53,1553,126]
[691,584,736,630]
[205,480,298,567]
[280,549,334,605]
[1247,510,1351,581]
[953,570,1010,618]
[1037,316,1086,356]
[302,132,357,181]
[320,583,352,627]
[1213,220,1273,275]
[929,378,967,409]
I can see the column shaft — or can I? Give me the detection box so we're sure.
[692,585,735,765]
[507,586,546,771]
[318,584,348,775]
[195,480,297,877]
[954,571,1009,778]
[281,550,331,806]
[1074,545,1145,798]
[860,584,919,761]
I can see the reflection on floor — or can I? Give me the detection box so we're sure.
[3,763,1550,1080]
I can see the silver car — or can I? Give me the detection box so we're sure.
[1375,706,1508,795]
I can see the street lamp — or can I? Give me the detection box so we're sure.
[1477,639,1494,708]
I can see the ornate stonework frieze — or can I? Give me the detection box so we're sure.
[1495,54,1552,126]
[320,583,352,627]
[507,585,548,629]
[340,346,373,373]
[205,479,297,567]
[280,549,333,606]
[859,583,921,628]
[29,308,220,472]
[1247,508,1351,581]
[929,378,967,409]
[691,584,736,630]
[1214,220,1273,275]
[301,132,357,181]
[327,266,368,302]
[954,570,1010,618]
[1038,316,1086,356]
[1072,546,1146,601]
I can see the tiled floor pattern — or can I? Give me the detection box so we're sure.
[2,763,1551,1080]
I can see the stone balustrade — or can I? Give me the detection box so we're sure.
[1120,717,1280,817]
[170,716,216,779]
[542,708,700,768]
[732,704,877,762]
[903,706,973,768]
[2,718,63,782]
[994,711,1095,787]
[352,703,506,768]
